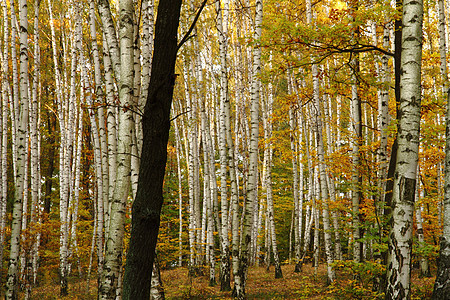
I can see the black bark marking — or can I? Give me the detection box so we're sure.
[399,176,416,204]
[406,132,413,141]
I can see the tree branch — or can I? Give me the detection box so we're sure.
[170,109,191,122]
[177,0,208,51]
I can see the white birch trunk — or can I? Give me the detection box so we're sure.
[386,0,423,298]
[48,1,71,294]
[9,0,19,181]
[29,0,41,286]
[302,112,315,263]
[103,32,118,226]
[100,0,135,297]
[201,105,216,285]
[174,118,184,267]
[235,1,262,297]
[263,73,283,278]
[216,0,232,290]
[86,202,97,293]
[184,62,197,269]
[289,105,302,271]
[149,257,165,300]
[433,0,450,297]
[6,0,29,297]
[348,0,363,263]
[131,15,141,199]
[0,0,9,274]
[98,0,120,81]
[90,1,110,233]
[415,183,430,277]
[311,70,335,283]
[323,92,342,261]
[378,21,391,191]
[313,178,319,276]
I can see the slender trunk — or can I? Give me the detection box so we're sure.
[234,1,262,297]
[174,119,184,267]
[184,60,197,269]
[6,0,29,298]
[378,20,391,216]
[415,183,430,277]
[216,0,231,289]
[29,1,41,287]
[100,0,135,297]
[312,69,335,283]
[97,0,120,81]
[348,0,363,263]
[432,0,450,297]
[322,74,342,262]
[90,0,110,233]
[0,0,10,282]
[289,105,302,271]
[9,0,18,181]
[150,256,165,300]
[201,104,216,286]
[263,71,282,278]
[103,31,118,227]
[302,111,315,265]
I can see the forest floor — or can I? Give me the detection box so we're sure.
[161,263,435,299]
[26,262,436,299]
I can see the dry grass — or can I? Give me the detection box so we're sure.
[162,263,435,299]
[21,263,435,299]
[163,264,331,299]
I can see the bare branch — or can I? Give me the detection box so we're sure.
[177,0,208,51]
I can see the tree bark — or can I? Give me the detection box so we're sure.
[100,0,135,297]
[98,0,120,81]
[216,0,232,290]
[263,73,282,279]
[0,0,9,282]
[122,0,182,298]
[6,0,28,298]
[433,0,450,296]
[385,0,423,298]
[234,0,263,298]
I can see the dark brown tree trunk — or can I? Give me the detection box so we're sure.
[122,0,182,299]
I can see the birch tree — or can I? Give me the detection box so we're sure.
[432,0,450,296]
[306,0,334,282]
[100,0,135,298]
[6,0,29,298]
[27,0,41,291]
[0,0,9,279]
[216,0,232,290]
[234,0,263,297]
[385,0,423,298]
[349,0,363,263]
[262,75,282,278]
